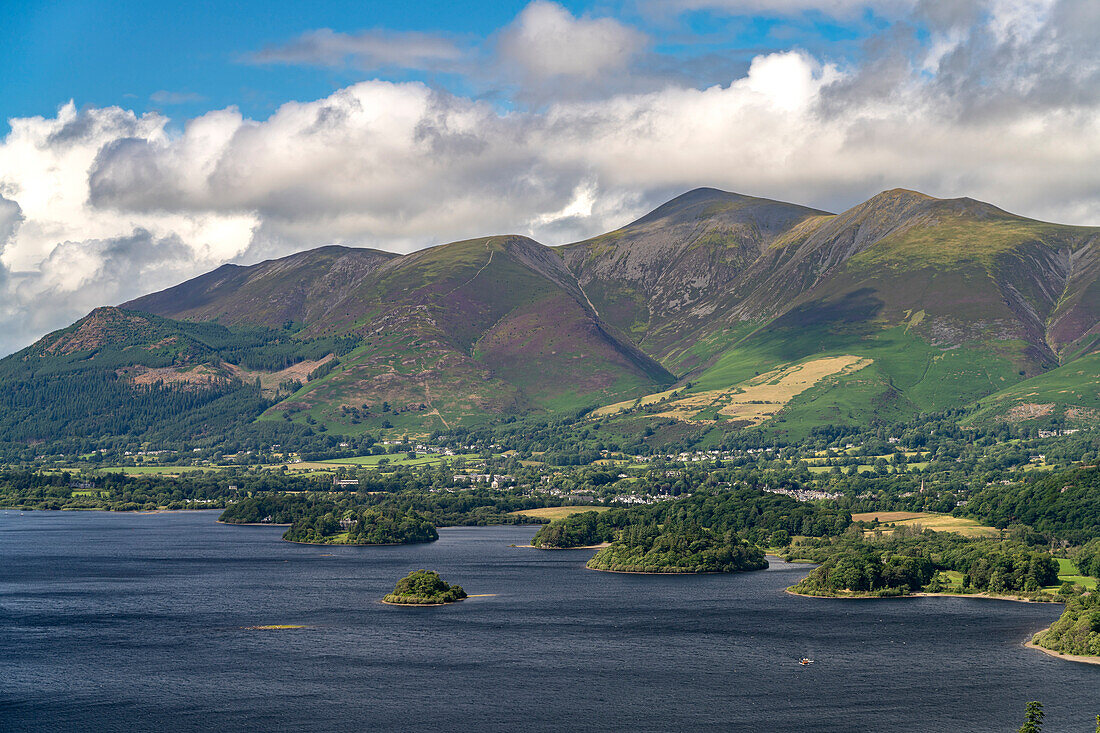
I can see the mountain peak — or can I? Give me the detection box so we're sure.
[627,187,829,229]
[859,188,1013,222]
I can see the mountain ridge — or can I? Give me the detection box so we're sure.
[6,186,1099,445]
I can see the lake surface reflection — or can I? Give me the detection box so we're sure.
[1,511,1096,732]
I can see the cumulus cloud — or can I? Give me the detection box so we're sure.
[0,195,22,245]
[497,1,649,82]
[4,0,1100,355]
[0,102,257,355]
[249,28,465,72]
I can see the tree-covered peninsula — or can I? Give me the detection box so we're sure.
[383,570,467,605]
[787,529,1059,598]
[531,509,625,548]
[586,520,768,574]
[283,508,438,545]
[1031,589,1100,658]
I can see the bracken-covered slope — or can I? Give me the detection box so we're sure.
[124,245,399,328]
[121,234,673,433]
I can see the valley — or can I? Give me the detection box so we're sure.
[1,184,1098,674]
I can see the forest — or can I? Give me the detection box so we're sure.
[788,529,1059,598]
[283,508,438,545]
[962,467,1100,544]
[530,487,849,549]
[1032,587,1100,657]
[219,491,555,529]
[586,519,768,574]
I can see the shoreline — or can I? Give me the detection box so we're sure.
[283,538,433,546]
[381,597,466,607]
[511,542,611,550]
[586,565,731,575]
[1024,631,1100,665]
[784,588,1057,605]
[217,520,292,526]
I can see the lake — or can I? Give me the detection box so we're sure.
[1,511,1096,732]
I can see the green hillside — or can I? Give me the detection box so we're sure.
[963,352,1100,427]
[0,307,353,445]
[561,188,1099,441]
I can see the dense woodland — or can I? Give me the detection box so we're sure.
[962,467,1100,544]
[219,492,553,529]
[531,488,848,549]
[532,510,623,548]
[586,520,768,574]
[283,508,437,545]
[1076,540,1100,580]
[789,530,1059,597]
[1033,589,1100,657]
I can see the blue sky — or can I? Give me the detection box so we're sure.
[2,0,1100,355]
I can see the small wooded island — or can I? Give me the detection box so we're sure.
[283,508,438,545]
[383,570,468,606]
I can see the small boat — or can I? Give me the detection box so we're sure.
[799,658,814,666]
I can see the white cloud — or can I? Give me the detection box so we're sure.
[498,1,648,81]
[0,102,257,355]
[249,28,465,71]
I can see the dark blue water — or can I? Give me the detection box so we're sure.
[1,511,1096,732]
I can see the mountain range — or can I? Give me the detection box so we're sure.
[3,186,1097,447]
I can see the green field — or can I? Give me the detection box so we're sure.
[939,570,966,591]
[1051,558,1098,590]
[645,321,1028,440]
[963,352,1100,426]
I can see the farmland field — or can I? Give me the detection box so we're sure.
[508,506,610,520]
[852,512,999,538]
[1051,558,1098,590]
[593,355,871,425]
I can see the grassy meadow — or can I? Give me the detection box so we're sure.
[852,511,1000,538]
[508,506,611,520]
